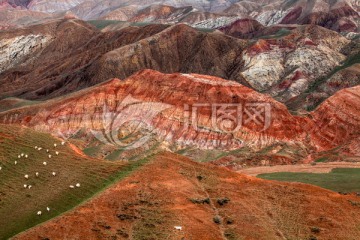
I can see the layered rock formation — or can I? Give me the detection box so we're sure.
[0,70,309,156]
[1,18,357,114]
[2,69,359,163]
[224,0,359,33]
[1,0,358,33]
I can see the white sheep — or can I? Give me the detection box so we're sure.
[48,155,52,159]
[174,226,182,231]
[61,141,65,145]
[76,183,81,188]
[0,166,2,170]
[46,207,50,212]
[38,148,42,151]
[35,172,39,177]
[24,184,27,188]
[28,185,32,189]
[52,172,56,176]
[43,162,47,166]
[21,153,24,157]
[55,151,59,155]
[54,143,57,147]
[24,174,29,179]
[14,161,17,165]
[25,154,28,158]
[18,155,21,158]
[46,149,49,153]
[35,146,38,149]
[37,211,42,216]
[69,185,75,189]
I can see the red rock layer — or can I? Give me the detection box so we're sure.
[0,70,308,151]
[2,68,360,155]
[310,85,360,150]
[218,18,266,39]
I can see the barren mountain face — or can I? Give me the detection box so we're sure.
[0,18,358,113]
[1,0,359,31]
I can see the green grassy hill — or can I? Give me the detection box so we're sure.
[0,124,147,239]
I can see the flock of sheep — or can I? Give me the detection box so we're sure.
[0,140,82,216]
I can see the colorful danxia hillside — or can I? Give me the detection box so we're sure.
[0,0,359,239]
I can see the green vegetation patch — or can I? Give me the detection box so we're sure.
[87,20,121,29]
[0,124,149,239]
[260,28,292,39]
[258,168,360,193]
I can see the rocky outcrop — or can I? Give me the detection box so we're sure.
[242,25,349,95]
[222,0,359,33]
[287,62,360,111]
[0,34,52,73]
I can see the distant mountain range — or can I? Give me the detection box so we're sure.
[0,0,359,33]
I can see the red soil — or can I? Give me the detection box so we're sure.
[13,152,360,240]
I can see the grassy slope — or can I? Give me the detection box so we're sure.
[258,168,360,193]
[87,20,155,30]
[0,124,148,239]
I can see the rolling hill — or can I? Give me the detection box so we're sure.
[11,151,360,240]
[0,124,151,239]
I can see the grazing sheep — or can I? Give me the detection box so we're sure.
[0,166,2,170]
[55,151,59,155]
[43,162,47,166]
[69,185,75,189]
[18,155,21,158]
[38,148,42,151]
[21,153,24,157]
[76,183,81,188]
[46,207,50,212]
[14,161,17,165]
[52,172,56,176]
[25,155,28,158]
[54,143,57,147]
[48,155,52,159]
[35,146,38,149]
[174,226,182,231]
[24,184,27,188]
[46,149,49,153]
[61,141,65,145]
[37,211,42,216]
[28,185,32,189]
[24,174,29,179]
[35,172,39,177]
